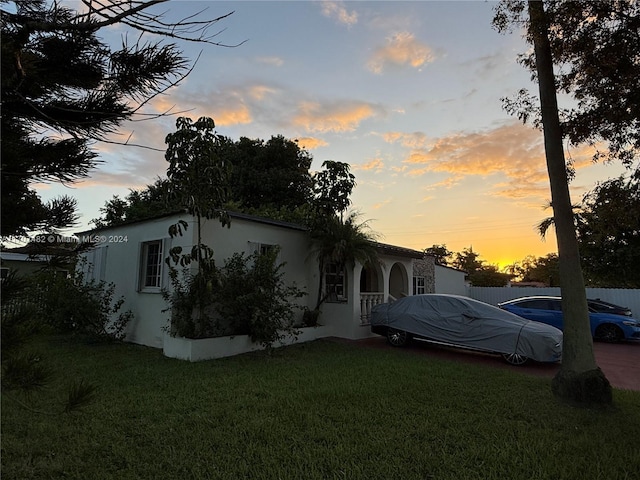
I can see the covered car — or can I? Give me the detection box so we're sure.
[371,294,562,365]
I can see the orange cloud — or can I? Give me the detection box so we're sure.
[402,122,548,185]
[293,101,377,133]
[209,104,252,126]
[355,158,385,172]
[295,137,329,150]
[368,32,435,74]
[381,131,428,148]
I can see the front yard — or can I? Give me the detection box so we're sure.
[2,336,639,479]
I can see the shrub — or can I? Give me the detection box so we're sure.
[164,247,307,348]
[217,248,306,348]
[162,262,220,339]
[30,263,133,341]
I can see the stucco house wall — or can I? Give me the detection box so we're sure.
[434,264,467,295]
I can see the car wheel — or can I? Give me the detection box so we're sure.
[501,352,528,366]
[387,328,409,347]
[595,324,624,343]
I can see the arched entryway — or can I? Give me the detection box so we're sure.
[389,262,409,300]
[359,263,383,324]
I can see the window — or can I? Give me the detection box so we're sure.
[248,241,276,256]
[1,267,9,280]
[325,263,346,302]
[141,240,163,290]
[413,276,426,295]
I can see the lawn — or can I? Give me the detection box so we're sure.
[2,336,639,480]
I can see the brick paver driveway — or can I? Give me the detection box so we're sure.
[355,336,640,391]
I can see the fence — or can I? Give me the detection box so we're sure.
[467,286,640,318]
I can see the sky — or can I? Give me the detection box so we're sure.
[35,0,628,268]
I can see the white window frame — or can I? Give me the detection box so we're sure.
[248,241,277,256]
[413,276,426,295]
[140,240,163,292]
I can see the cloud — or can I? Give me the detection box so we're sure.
[398,122,549,190]
[320,1,358,26]
[368,32,435,74]
[372,198,392,210]
[256,56,284,67]
[381,131,428,148]
[295,137,329,150]
[354,158,385,172]
[248,85,277,101]
[212,104,252,126]
[292,101,378,133]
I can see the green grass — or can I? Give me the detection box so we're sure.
[2,336,639,480]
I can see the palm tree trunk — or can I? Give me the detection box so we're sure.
[528,0,611,405]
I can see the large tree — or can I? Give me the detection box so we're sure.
[494,1,616,405]
[1,0,237,238]
[228,135,314,211]
[577,174,640,288]
[494,0,639,166]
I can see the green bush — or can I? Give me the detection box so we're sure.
[165,247,307,348]
[217,248,306,347]
[162,262,220,339]
[30,264,133,341]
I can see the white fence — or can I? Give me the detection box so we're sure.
[467,286,640,318]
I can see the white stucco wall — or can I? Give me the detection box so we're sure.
[434,264,467,295]
[78,212,318,348]
[78,213,193,348]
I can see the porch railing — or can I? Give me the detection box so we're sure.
[360,292,384,325]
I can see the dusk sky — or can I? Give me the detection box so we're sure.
[37,1,627,268]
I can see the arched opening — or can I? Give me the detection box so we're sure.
[359,264,383,325]
[389,262,408,300]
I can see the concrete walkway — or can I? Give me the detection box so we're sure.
[352,336,640,392]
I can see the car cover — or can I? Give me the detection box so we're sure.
[371,294,562,362]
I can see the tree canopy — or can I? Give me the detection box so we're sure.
[1,0,237,238]
[493,0,640,166]
[91,135,356,229]
[577,174,640,287]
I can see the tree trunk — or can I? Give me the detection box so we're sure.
[527,0,611,406]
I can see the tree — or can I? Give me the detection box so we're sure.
[577,174,640,287]
[309,212,379,311]
[518,254,560,286]
[494,0,612,405]
[423,244,452,266]
[1,0,238,238]
[313,161,357,221]
[91,178,173,228]
[493,1,640,166]
[451,247,483,275]
[468,266,512,287]
[164,116,231,337]
[228,135,314,211]
[451,247,511,286]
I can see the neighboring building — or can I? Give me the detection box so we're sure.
[1,245,74,279]
[434,264,467,295]
[76,211,456,349]
[411,257,467,296]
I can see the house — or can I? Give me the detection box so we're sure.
[1,244,75,280]
[76,211,465,351]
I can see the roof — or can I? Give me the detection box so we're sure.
[76,209,308,235]
[372,242,424,259]
[76,210,423,258]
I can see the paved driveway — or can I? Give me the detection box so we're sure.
[354,336,640,392]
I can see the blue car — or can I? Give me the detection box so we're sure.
[498,296,640,343]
